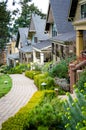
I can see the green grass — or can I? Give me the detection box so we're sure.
[0,74,12,98]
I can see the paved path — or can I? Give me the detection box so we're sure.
[0,74,37,128]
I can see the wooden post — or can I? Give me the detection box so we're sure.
[76,30,83,57]
[69,63,76,93]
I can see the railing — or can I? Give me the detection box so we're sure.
[69,52,86,93]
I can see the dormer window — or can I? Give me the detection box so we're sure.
[52,24,57,37]
[34,37,38,43]
[81,3,86,19]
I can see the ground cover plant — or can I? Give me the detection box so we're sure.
[1,90,55,130]
[26,95,64,130]
[0,63,30,74]
[0,74,12,98]
[62,88,86,130]
[34,73,55,90]
[49,56,76,79]
[25,70,41,79]
[76,69,86,93]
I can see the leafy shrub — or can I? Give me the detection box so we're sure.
[38,126,48,130]
[42,62,53,73]
[49,56,76,79]
[76,70,86,92]
[80,127,86,130]
[49,61,68,78]
[34,73,48,87]
[62,89,86,130]
[26,96,64,130]
[0,65,11,74]
[31,62,42,71]
[0,64,30,74]
[8,67,22,74]
[25,70,41,79]
[34,73,55,90]
[1,91,55,130]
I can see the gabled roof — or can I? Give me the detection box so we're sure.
[51,31,76,44]
[16,28,29,48]
[68,0,78,21]
[33,39,51,51]
[29,14,49,40]
[45,0,74,33]
[8,53,19,60]
[19,45,33,53]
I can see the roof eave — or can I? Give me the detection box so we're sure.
[68,0,78,21]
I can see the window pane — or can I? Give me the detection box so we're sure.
[81,4,86,19]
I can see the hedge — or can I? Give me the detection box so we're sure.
[25,70,41,79]
[1,90,55,130]
[34,73,55,90]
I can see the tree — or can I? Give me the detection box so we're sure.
[0,1,11,50]
[12,0,46,34]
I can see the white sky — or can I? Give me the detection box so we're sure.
[6,0,49,14]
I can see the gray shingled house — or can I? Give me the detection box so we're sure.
[45,0,76,62]
[0,50,6,65]
[68,0,86,93]
[28,14,52,65]
[16,28,33,64]
[6,38,19,67]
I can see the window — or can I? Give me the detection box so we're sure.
[52,24,57,37]
[56,44,59,57]
[52,43,55,54]
[81,3,86,19]
[34,37,38,43]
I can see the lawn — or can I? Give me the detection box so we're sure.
[0,74,12,98]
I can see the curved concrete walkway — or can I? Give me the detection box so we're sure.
[0,74,37,128]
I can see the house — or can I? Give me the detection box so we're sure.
[45,0,76,62]
[16,28,33,64]
[68,0,86,57]
[28,14,52,65]
[6,38,19,67]
[68,0,86,93]
[0,50,6,65]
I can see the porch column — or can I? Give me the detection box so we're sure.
[76,30,83,57]
[40,52,44,65]
[26,53,29,63]
[33,50,36,63]
[53,55,56,63]
[7,58,10,66]
[69,63,76,93]
[14,60,16,67]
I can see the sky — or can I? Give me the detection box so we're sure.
[6,0,49,14]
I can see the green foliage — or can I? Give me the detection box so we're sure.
[62,89,86,130]
[8,67,22,74]
[1,91,55,130]
[0,64,30,74]
[13,3,46,34]
[80,127,86,130]
[34,73,55,90]
[0,2,11,49]
[25,70,41,79]
[0,74,12,98]
[49,60,68,78]
[38,126,48,130]
[42,62,53,73]
[26,95,64,130]
[49,56,76,79]
[76,70,86,92]
[31,62,42,71]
